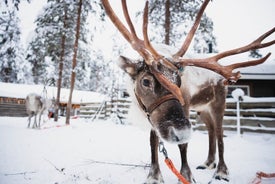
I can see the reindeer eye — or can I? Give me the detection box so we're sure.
[142,79,150,87]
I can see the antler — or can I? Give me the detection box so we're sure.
[101,0,185,105]
[173,0,211,58]
[171,0,275,84]
[102,0,146,61]
[175,27,275,83]
[102,0,275,104]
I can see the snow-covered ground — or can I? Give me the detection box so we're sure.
[0,116,275,184]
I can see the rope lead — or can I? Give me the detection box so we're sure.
[159,142,189,184]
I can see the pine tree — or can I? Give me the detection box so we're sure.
[25,0,107,121]
[26,0,98,87]
[147,0,217,53]
[0,1,29,83]
[4,0,30,10]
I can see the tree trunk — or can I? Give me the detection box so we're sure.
[164,0,170,45]
[54,4,67,122]
[65,0,82,125]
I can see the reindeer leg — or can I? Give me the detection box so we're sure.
[212,83,229,181]
[145,130,164,184]
[33,114,37,129]
[214,125,229,181]
[196,111,217,170]
[178,143,196,183]
[27,114,31,128]
[38,111,42,128]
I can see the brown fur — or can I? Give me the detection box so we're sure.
[119,56,229,183]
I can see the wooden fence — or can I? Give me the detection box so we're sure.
[0,97,27,117]
[0,103,28,117]
[79,98,275,133]
[193,100,275,134]
[78,98,131,122]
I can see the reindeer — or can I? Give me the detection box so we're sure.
[25,93,53,129]
[102,0,275,183]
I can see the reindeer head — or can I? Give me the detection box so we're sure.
[102,0,275,143]
[118,55,191,143]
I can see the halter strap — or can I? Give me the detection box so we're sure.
[147,94,178,114]
[135,92,179,115]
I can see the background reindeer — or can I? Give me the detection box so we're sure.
[102,0,275,183]
[25,93,53,129]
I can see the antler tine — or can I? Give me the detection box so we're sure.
[101,0,133,45]
[215,27,275,60]
[228,53,271,71]
[173,0,211,58]
[121,0,139,41]
[102,0,151,60]
[143,1,162,61]
[176,27,275,83]
[254,27,275,48]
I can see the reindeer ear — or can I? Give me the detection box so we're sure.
[117,56,144,78]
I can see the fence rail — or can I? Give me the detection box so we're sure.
[78,99,132,121]
[193,99,275,134]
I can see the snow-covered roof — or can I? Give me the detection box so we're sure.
[0,82,107,104]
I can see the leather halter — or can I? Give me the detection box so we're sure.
[135,92,179,116]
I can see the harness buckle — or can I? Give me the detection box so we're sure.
[159,141,168,158]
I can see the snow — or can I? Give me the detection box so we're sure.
[0,82,106,104]
[231,89,245,101]
[0,116,275,184]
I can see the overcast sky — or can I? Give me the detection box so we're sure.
[19,0,275,60]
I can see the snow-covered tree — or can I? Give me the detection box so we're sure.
[146,0,217,53]
[0,1,31,83]
[4,0,30,10]
[26,0,102,89]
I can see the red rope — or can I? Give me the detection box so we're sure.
[256,172,275,178]
[251,172,275,184]
[164,158,189,184]
[159,142,189,183]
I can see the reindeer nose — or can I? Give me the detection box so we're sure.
[170,129,180,142]
[169,127,191,144]
[168,121,192,144]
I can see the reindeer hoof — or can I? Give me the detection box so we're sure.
[144,177,164,184]
[214,171,229,182]
[196,162,216,170]
[145,173,164,184]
